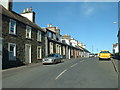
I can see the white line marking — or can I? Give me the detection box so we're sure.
[70,63,78,68]
[55,69,67,80]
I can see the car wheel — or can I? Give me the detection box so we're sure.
[99,58,101,60]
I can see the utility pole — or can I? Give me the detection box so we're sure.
[97,49,98,53]
[92,45,94,54]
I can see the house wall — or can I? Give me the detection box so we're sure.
[21,12,34,23]
[118,29,120,56]
[2,15,46,69]
[0,0,12,11]
[113,44,119,54]
[118,2,120,56]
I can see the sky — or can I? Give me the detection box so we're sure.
[13,2,118,53]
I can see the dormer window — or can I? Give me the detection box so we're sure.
[9,19,16,35]
[26,26,31,39]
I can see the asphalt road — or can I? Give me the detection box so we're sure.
[2,57,118,88]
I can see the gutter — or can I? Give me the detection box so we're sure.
[111,59,118,73]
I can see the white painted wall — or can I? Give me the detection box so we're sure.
[50,42,53,54]
[62,39,70,45]
[70,39,78,47]
[21,13,33,22]
[113,45,119,53]
[63,46,66,55]
[68,48,70,59]
[82,45,86,49]
[0,0,9,10]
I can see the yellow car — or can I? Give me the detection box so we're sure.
[99,50,111,60]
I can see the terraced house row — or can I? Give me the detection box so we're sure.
[0,0,90,69]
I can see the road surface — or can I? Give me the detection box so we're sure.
[2,57,118,88]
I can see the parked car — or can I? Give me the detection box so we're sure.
[94,53,98,57]
[99,50,111,60]
[89,53,94,58]
[42,53,63,64]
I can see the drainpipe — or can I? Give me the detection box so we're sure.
[45,31,48,56]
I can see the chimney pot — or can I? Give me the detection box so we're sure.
[23,9,26,12]
[27,8,29,12]
[47,24,52,27]
[24,9,27,12]
[21,7,35,23]
[30,7,33,11]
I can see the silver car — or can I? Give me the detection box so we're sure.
[42,53,63,64]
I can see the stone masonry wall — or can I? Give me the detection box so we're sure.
[2,15,46,69]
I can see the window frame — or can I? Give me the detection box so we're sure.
[49,42,53,54]
[37,46,42,59]
[37,30,42,42]
[9,19,16,35]
[26,26,32,39]
[8,43,16,61]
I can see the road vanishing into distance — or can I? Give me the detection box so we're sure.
[2,57,118,88]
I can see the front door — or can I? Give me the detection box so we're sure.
[25,44,31,64]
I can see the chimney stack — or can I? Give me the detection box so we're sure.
[30,7,33,11]
[0,0,13,11]
[47,24,52,27]
[20,7,36,23]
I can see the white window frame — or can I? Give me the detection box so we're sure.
[8,43,16,61]
[37,46,42,59]
[25,44,31,63]
[9,19,16,35]
[59,45,61,55]
[63,46,65,55]
[71,49,74,56]
[37,30,41,42]
[26,26,32,39]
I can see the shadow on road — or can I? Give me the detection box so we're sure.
[99,59,111,61]
[43,60,64,65]
[112,56,120,61]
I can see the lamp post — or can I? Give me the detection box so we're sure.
[92,45,94,54]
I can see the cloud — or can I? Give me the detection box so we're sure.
[80,3,95,16]
[84,7,95,16]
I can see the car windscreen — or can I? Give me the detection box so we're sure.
[100,51,110,53]
[90,54,94,55]
[46,54,56,57]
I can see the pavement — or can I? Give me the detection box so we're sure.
[111,57,119,73]
[2,58,70,72]
[2,57,118,88]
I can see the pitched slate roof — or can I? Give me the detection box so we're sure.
[0,5,45,32]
